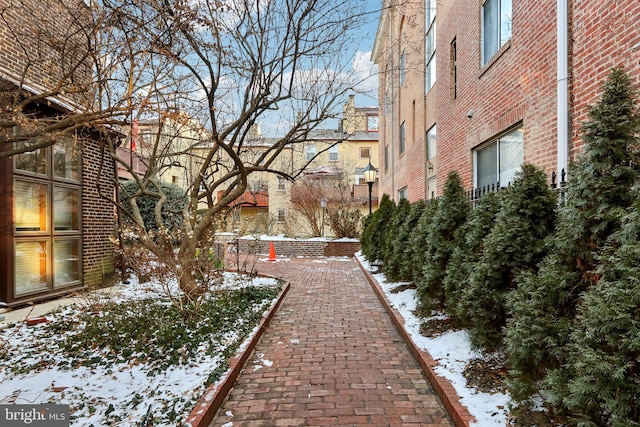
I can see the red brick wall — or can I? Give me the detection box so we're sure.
[237,239,361,258]
[0,0,92,107]
[569,0,640,154]
[81,136,116,287]
[437,0,558,192]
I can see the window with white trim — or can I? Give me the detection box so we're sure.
[482,0,512,65]
[474,126,523,189]
[276,208,286,222]
[307,144,316,160]
[427,124,437,161]
[277,177,286,191]
[329,145,339,162]
[306,144,316,161]
[398,186,408,200]
[425,0,437,93]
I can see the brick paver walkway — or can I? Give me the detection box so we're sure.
[210,257,453,426]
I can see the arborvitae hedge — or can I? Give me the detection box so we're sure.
[461,164,557,351]
[384,198,411,281]
[444,191,500,325]
[563,200,640,426]
[360,194,395,264]
[506,68,640,417]
[417,171,469,311]
[409,198,438,288]
[398,200,426,282]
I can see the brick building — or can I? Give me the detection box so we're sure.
[0,0,116,306]
[373,0,640,202]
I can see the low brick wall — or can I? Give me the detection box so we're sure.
[234,239,361,258]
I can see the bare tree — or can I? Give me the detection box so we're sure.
[0,0,376,302]
[98,0,374,299]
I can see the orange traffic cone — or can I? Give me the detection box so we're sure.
[268,242,276,262]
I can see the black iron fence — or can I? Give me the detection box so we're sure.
[467,168,568,207]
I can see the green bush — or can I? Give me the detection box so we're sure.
[506,68,640,414]
[409,198,439,289]
[120,180,188,233]
[562,202,640,426]
[397,200,427,282]
[444,191,500,324]
[383,198,411,281]
[360,194,395,264]
[417,171,469,311]
[461,163,556,351]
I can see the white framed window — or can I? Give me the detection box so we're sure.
[329,145,339,162]
[398,186,408,200]
[367,115,379,132]
[427,124,437,161]
[474,126,523,189]
[276,208,286,222]
[306,144,316,161]
[425,0,437,93]
[482,0,512,65]
[277,177,286,191]
[427,176,437,200]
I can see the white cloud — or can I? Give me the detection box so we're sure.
[351,50,379,95]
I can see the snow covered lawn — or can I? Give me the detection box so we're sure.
[0,273,282,426]
[356,252,510,427]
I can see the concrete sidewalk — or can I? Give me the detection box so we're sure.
[209,257,453,426]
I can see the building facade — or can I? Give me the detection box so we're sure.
[269,99,380,238]
[0,0,116,306]
[373,0,639,202]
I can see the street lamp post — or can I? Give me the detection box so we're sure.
[362,161,378,215]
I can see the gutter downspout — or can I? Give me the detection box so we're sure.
[390,8,396,201]
[557,0,569,182]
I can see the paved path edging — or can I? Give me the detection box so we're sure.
[355,256,476,427]
[184,281,291,427]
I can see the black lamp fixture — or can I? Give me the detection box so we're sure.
[362,161,378,215]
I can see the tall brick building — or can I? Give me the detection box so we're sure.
[0,0,116,306]
[373,0,639,202]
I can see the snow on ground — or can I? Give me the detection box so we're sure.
[0,273,280,426]
[355,252,510,427]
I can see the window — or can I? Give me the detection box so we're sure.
[277,177,286,191]
[360,147,371,158]
[367,115,379,132]
[451,38,457,99]
[277,208,286,222]
[384,145,389,171]
[427,124,437,160]
[329,145,339,162]
[425,0,437,93]
[474,126,523,189]
[482,0,512,65]
[427,176,437,199]
[306,144,316,161]
[399,50,406,86]
[13,133,82,296]
[398,186,408,200]
[399,121,406,155]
